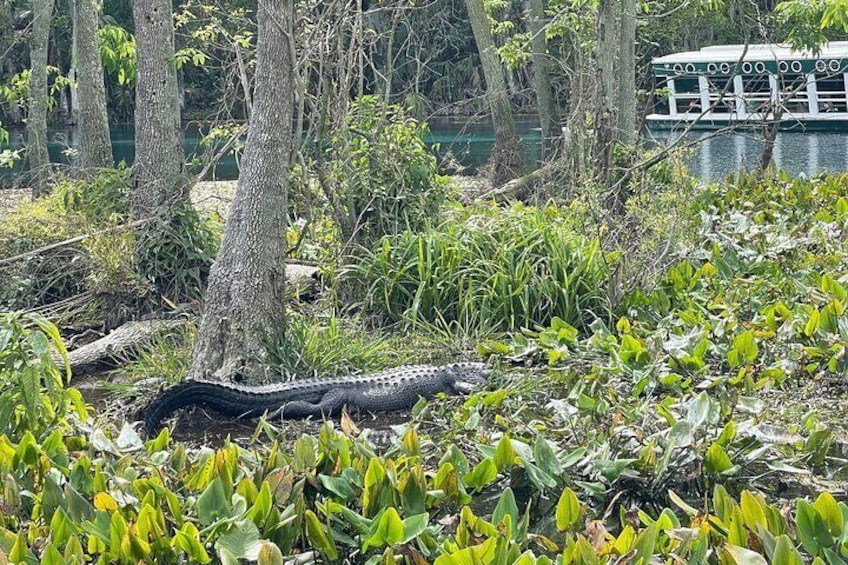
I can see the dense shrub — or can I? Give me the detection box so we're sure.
[0,170,219,314]
[344,203,614,334]
[0,313,86,440]
[324,96,451,246]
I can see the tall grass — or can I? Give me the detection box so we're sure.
[344,203,613,334]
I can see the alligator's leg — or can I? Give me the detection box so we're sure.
[269,389,351,419]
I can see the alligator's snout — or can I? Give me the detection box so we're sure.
[447,362,491,393]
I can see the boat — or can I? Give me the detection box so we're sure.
[646,42,848,131]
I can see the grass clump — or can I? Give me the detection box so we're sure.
[344,202,614,334]
[264,311,410,379]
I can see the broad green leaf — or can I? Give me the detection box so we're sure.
[772,534,804,565]
[797,499,834,555]
[740,491,768,531]
[401,513,429,543]
[463,459,498,490]
[705,443,733,474]
[197,477,231,526]
[173,523,211,564]
[814,492,844,537]
[492,488,519,538]
[493,435,515,471]
[555,488,581,531]
[304,510,338,561]
[725,544,768,565]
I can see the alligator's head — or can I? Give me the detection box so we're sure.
[443,362,491,394]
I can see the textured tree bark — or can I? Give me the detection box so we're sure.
[27,0,54,196]
[187,0,293,382]
[74,0,113,170]
[616,0,637,146]
[526,0,559,160]
[594,0,618,185]
[132,0,185,217]
[464,0,526,186]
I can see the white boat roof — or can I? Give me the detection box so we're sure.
[653,42,848,64]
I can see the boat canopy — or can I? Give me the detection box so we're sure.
[652,42,848,76]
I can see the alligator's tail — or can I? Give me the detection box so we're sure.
[142,381,262,434]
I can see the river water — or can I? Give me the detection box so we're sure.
[3,117,848,183]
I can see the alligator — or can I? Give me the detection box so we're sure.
[142,362,491,433]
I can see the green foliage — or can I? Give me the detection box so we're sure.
[0,313,86,441]
[118,323,197,386]
[54,166,132,221]
[326,96,450,246]
[99,24,136,86]
[345,202,613,334]
[263,312,409,379]
[135,200,218,304]
[0,412,845,564]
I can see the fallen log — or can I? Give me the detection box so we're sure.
[60,264,320,377]
[63,319,185,377]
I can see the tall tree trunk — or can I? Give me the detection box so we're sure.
[526,0,559,160]
[132,0,184,217]
[27,0,54,196]
[464,0,526,186]
[616,0,636,146]
[187,0,293,382]
[69,0,79,125]
[75,0,113,169]
[594,0,618,185]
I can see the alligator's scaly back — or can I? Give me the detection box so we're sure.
[142,363,490,434]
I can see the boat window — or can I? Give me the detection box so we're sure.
[674,77,701,112]
[742,75,771,112]
[777,74,809,114]
[706,76,734,113]
[815,75,846,112]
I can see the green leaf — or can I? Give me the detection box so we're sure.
[739,491,768,531]
[797,499,834,555]
[724,544,768,565]
[401,513,429,544]
[533,436,561,477]
[772,534,804,565]
[705,443,734,474]
[304,510,338,561]
[364,507,405,549]
[173,522,211,564]
[492,488,519,538]
[463,459,498,490]
[493,435,515,471]
[555,488,581,531]
[197,477,231,526]
[814,492,844,537]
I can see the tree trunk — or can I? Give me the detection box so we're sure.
[464,0,526,186]
[27,0,54,196]
[594,0,618,185]
[616,0,637,146]
[132,0,184,218]
[187,0,293,383]
[74,0,113,170]
[526,0,559,160]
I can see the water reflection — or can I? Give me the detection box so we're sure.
[649,130,848,182]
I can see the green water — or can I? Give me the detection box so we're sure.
[1,116,543,183]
